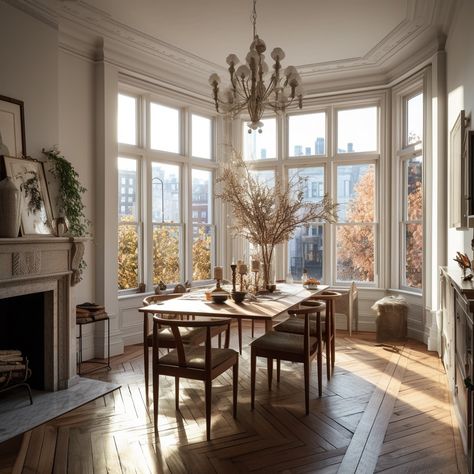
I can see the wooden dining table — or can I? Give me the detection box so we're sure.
[139,282,328,341]
[139,283,328,402]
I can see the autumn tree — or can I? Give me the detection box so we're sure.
[192,226,211,281]
[152,226,180,285]
[118,216,139,290]
[337,167,375,282]
[405,182,422,288]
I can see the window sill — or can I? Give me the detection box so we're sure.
[387,288,422,298]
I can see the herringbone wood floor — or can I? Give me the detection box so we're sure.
[0,323,467,473]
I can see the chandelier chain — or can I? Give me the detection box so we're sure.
[252,0,257,39]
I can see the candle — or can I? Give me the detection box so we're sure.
[251,259,260,272]
[214,266,223,280]
[238,264,247,274]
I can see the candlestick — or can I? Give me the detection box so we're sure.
[254,271,259,292]
[238,264,247,275]
[231,264,237,292]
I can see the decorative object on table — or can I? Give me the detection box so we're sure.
[0,95,26,157]
[0,176,21,237]
[231,264,237,292]
[237,261,248,292]
[217,150,338,290]
[2,155,54,236]
[208,0,303,134]
[42,147,89,238]
[212,266,229,303]
[230,263,246,302]
[301,268,308,283]
[251,258,260,292]
[453,251,473,280]
[303,277,320,290]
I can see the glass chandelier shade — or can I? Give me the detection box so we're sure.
[208,0,303,133]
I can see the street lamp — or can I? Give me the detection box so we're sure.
[152,176,164,223]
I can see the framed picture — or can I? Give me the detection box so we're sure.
[2,156,53,236]
[0,95,26,158]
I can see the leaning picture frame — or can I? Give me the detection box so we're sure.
[0,95,26,158]
[2,156,54,236]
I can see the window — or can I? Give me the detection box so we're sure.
[240,98,382,287]
[192,169,214,280]
[243,118,276,160]
[117,90,216,292]
[288,112,326,157]
[337,106,377,153]
[118,94,137,145]
[398,90,423,290]
[152,163,182,285]
[402,157,422,288]
[150,102,180,153]
[117,157,140,289]
[336,164,376,282]
[192,114,212,159]
[288,167,325,281]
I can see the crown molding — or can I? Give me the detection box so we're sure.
[8,0,455,101]
[3,0,58,29]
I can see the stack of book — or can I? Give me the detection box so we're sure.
[76,302,108,323]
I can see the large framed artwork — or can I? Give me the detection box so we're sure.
[0,95,26,158]
[2,156,53,236]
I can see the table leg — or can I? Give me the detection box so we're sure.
[144,312,149,405]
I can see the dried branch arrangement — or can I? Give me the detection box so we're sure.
[217,151,338,286]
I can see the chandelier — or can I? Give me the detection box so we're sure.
[208,0,303,133]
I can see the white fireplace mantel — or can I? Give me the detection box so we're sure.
[0,237,85,391]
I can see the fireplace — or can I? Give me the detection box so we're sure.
[0,237,84,392]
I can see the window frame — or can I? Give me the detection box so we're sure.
[392,77,424,293]
[117,86,217,294]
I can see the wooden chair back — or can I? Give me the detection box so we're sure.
[287,306,322,357]
[152,316,232,369]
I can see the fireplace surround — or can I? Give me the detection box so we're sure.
[0,237,84,391]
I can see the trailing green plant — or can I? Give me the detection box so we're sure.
[42,147,89,237]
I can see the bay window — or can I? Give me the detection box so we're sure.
[117,90,215,292]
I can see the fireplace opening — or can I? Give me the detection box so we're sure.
[0,293,46,390]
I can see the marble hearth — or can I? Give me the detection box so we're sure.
[0,237,84,391]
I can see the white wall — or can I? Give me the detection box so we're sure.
[58,51,96,303]
[446,0,474,259]
[0,1,58,156]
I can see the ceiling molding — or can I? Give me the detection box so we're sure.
[4,0,58,29]
[9,0,456,101]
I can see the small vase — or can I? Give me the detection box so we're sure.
[0,177,21,237]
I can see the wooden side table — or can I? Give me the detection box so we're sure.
[76,313,111,375]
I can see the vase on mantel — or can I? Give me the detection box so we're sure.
[0,177,21,237]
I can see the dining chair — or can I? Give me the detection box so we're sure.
[306,290,342,380]
[334,282,358,335]
[274,301,327,380]
[142,294,226,404]
[152,316,238,441]
[250,305,323,415]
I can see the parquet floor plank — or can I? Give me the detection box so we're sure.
[0,331,466,473]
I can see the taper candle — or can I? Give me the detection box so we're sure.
[214,266,223,280]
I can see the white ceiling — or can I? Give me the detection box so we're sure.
[28,0,457,95]
[82,0,408,67]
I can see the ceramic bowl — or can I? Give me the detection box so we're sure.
[231,291,246,303]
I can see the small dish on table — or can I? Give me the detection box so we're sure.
[303,278,320,290]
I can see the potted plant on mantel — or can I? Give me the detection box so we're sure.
[217,151,338,290]
[42,147,90,283]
